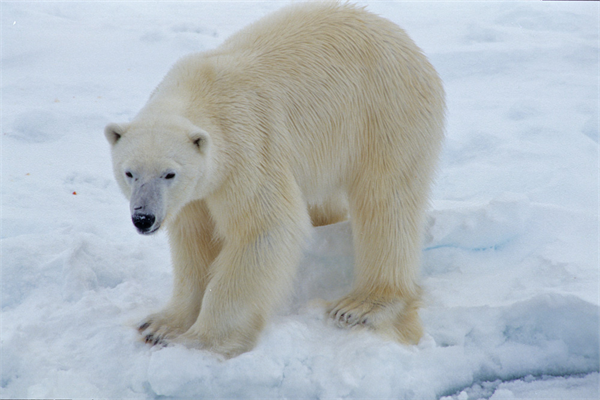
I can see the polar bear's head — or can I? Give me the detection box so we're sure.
[104,116,212,235]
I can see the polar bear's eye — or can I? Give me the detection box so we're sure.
[125,172,133,178]
[164,173,176,180]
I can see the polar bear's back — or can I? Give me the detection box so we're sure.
[221,3,443,187]
[221,2,437,94]
[166,2,445,199]
[221,5,442,125]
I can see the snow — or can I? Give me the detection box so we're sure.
[1,1,598,399]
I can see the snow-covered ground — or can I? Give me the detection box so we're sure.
[1,1,598,399]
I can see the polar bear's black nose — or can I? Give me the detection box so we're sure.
[132,213,156,233]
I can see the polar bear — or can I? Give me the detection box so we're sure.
[105,2,444,357]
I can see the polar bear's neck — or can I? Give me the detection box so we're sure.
[139,94,187,120]
[141,60,217,125]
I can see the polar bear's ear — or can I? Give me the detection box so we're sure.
[190,130,210,153]
[104,123,129,145]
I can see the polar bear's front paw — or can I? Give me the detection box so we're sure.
[137,310,195,347]
[327,291,423,345]
[328,293,399,328]
[137,319,176,347]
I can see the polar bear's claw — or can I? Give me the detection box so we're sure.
[138,321,151,332]
[145,333,162,346]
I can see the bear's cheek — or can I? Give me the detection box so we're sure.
[162,184,190,221]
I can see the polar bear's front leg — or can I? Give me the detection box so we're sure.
[138,201,221,345]
[169,174,309,357]
[175,222,308,357]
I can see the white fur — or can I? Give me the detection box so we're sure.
[106,2,445,358]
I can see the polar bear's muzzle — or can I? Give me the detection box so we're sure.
[132,213,157,235]
[129,178,165,235]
